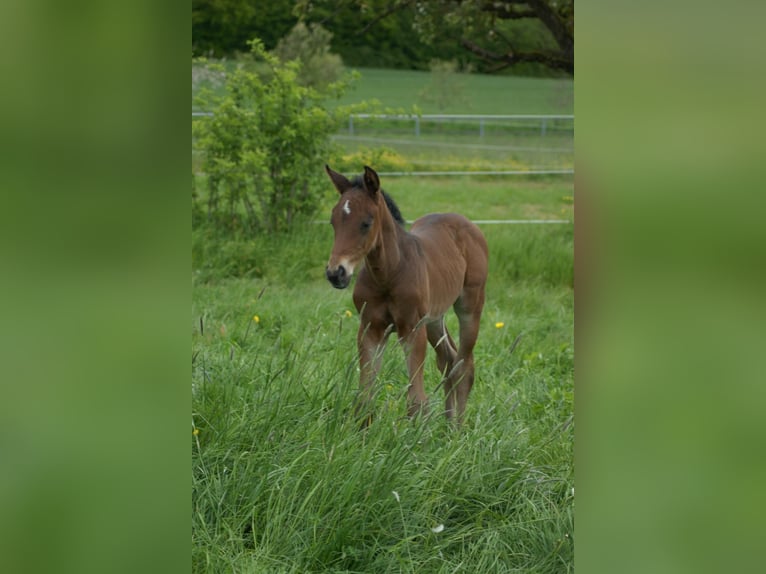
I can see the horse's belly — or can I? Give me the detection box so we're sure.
[427,284,463,316]
[410,225,465,315]
[422,259,465,315]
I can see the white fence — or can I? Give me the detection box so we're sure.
[193,112,573,137]
[374,170,573,177]
[346,113,574,138]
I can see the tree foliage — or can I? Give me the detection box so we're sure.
[191,1,573,75]
[299,0,574,75]
[273,22,344,89]
[294,0,469,70]
[192,0,295,56]
[193,40,361,234]
[192,0,471,71]
[424,0,574,75]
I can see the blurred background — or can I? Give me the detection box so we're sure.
[191,3,575,573]
[0,1,763,573]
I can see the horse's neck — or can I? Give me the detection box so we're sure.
[365,205,407,285]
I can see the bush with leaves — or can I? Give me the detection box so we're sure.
[193,39,363,234]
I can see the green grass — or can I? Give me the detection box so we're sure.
[193,176,573,572]
[192,63,573,116]
[365,176,574,222]
[330,68,573,115]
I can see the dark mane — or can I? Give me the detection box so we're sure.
[349,175,405,226]
[382,191,405,226]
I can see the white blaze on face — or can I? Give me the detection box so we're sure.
[339,258,356,276]
[343,199,351,215]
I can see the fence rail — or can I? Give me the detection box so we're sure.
[376,169,573,177]
[311,219,571,225]
[348,113,573,138]
[193,112,573,137]
[192,112,573,119]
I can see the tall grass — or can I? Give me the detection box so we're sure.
[193,191,573,571]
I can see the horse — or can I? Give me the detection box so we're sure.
[324,165,489,425]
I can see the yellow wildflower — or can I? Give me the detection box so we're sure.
[253,315,260,323]
[344,310,353,318]
[495,322,504,329]
[192,428,200,436]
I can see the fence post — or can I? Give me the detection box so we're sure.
[479,119,484,138]
[414,116,420,137]
[541,118,547,137]
[349,115,354,136]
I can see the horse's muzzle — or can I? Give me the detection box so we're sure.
[326,265,350,289]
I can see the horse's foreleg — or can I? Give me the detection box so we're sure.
[398,324,429,418]
[356,323,389,426]
[426,319,458,420]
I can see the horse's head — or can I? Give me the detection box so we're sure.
[325,165,384,289]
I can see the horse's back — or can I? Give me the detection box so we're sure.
[411,213,487,259]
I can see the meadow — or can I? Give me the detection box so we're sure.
[192,65,573,174]
[192,65,573,115]
[192,66,574,573]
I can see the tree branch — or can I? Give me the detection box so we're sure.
[525,0,573,53]
[460,38,573,74]
[480,1,538,20]
[356,0,415,36]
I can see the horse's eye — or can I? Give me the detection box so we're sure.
[360,218,372,232]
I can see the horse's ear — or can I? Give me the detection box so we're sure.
[325,164,352,194]
[363,165,380,196]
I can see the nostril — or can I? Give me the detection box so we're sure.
[326,265,349,288]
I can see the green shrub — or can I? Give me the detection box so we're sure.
[272,22,344,89]
[193,39,361,234]
[335,147,413,173]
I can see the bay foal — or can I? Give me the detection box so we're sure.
[325,165,488,425]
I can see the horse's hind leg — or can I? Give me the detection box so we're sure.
[426,318,458,420]
[453,286,486,424]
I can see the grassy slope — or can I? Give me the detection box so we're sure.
[192,64,573,116]
[193,189,574,572]
[371,176,574,222]
[192,230,573,573]
[332,68,573,115]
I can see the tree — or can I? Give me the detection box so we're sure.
[297,0,574,75]
[418,59,470,111]
[444,0,574,75]
[272,22,344,89]
[192,0,295,56]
